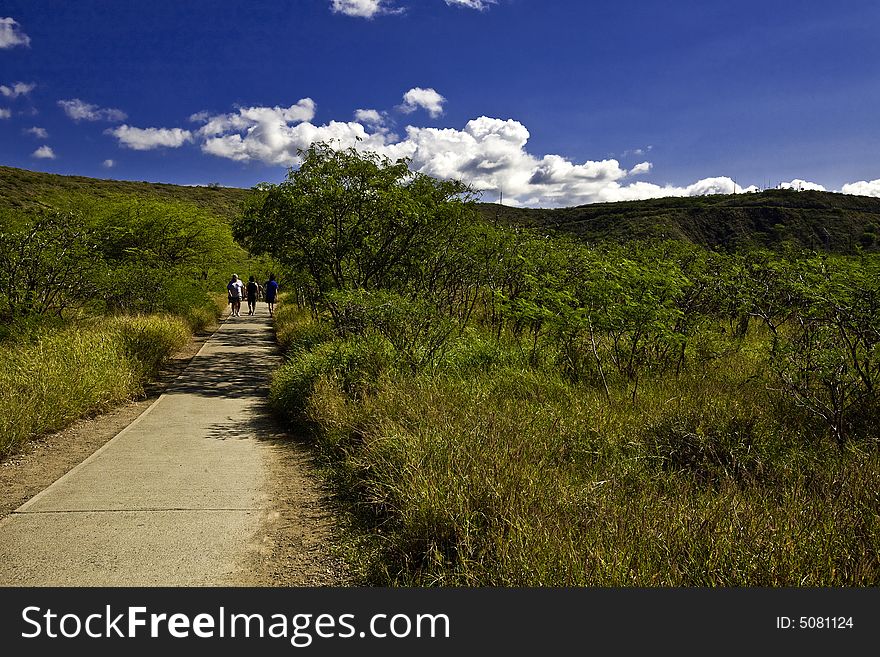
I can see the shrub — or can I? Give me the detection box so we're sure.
[0,314,189,456]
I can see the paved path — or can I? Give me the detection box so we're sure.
[0,312,282,586]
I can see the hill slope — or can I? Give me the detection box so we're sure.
[0,165,250,220]
[4,166,880,252]
[477,189,880,252]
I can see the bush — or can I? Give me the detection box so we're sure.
[106,315,190,378]
[270,332,397,420]
[0,315,189,456]
[274,304,334,355]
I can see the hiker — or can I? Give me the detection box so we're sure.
[227,274,244,317]
[246,275,261,316]
[264,273,279,317]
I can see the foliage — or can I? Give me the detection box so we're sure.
[235,142,476,309]
[0,210,99,320]
[273,311,879,585]
[769,255,880,444]
[263,149,879,585]
[0,315,189,456]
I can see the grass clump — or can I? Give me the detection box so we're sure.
[271,308,880,586]
[0,314,189,457]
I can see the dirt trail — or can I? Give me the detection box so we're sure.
[0,311,349,586]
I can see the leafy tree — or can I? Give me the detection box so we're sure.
[771,254,880,445]
[0,210,98,321]
[234,142,476,314]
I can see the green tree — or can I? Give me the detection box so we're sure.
[234,142,476,312]
[0,210,98,321]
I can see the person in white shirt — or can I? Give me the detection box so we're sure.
[226,274,244,317]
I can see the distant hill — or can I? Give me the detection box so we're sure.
[4,166,880,253]
[476,189,880,253]
[0,165,251,220]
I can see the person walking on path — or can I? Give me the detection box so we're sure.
[246,275,261,316]
[227,274,244,317]
[264,273,279,317]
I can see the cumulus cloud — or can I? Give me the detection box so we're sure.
[100,92,880,207]
[181,99,771,206]
[387,119,769,206]
[24,126,48,138]
[399,87,446,118]
[0,108,10,119]
[840,179,880,198]
[194,100,316,136]
[0,82,35,99]
[778,179,826,191]
[202,118,391,165]
[330,0,401,18]
[445,0,497,10]
[103,159,116,168]
[106,125,193,150]
[354,108,387,129]
[0,17,30,49]
[32,145,56,159]
[58,98,127,123]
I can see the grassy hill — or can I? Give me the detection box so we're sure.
[0,165,251,220]
[4,165,880,252]
[477,189,880,252]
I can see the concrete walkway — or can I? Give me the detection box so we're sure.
[0,311,281,586]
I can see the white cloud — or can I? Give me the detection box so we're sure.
[354,108,387,128]
[184,101,767,206]
[202,118,390,165]
[330,0,401,18]
[445,0,497,10]
[108,93,880,207]
[24,126,48,138]
[194,99,396,166]
[0,108,10,119]
[840,179,880,198]
[0,82,35,99]
[32,145,56,159]
[107,125,193,150]
[103,159,116,168]
[58,98,127,123]
[0,17,30,49]
[195,100,316,136]
[399,87,446,118]
[777,179,826,192]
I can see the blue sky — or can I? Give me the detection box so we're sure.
[2,0,880,206]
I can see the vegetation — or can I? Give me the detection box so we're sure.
[1,159,877,584]
[246,145,879,586]
[0,164,248,220]
[0,315,190,457]
[479,188,880,252]
[0,166,269,457]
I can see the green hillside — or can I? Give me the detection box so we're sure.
[477,189,880,252]
[4,165,880,253]
[0,165,251,219]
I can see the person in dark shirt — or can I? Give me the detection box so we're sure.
[264,273,279,317]
[246,275,261,316]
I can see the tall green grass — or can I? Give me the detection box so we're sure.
[0,315,189,457]
[271,310,880,586]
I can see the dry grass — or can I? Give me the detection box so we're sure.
[271,310,880,586]
[0,315,189,457]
